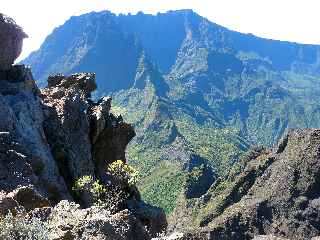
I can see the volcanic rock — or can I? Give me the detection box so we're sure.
[0,14,27,70]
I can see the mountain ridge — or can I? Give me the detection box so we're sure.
[3,10,320,240]
[23,9,320,84]
[21,8,320,223]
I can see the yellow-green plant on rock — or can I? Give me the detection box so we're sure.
[73,175,107,205]
[107,160,139,185]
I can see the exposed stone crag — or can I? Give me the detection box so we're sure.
[40,73,137,205]
[0,67,165,238]
[0,13,27,70]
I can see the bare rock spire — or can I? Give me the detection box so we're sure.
[0,13,27,71]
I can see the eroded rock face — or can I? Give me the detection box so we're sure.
[39,73,166,237]
[41,74,97,206]
[183,129,320,239]
[0,65,71,203]
[0,13,27,70]
[47,73,97,96]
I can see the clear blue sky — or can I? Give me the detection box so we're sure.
[2,0,320,60]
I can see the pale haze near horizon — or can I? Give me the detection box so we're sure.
[2,0,320,60]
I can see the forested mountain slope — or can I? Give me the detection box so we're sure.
[22,9,320,216]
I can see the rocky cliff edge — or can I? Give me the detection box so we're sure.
[0,13,166,240]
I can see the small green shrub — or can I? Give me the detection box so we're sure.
[73,175,93,190]
[107,160,139,185]
[72,162,139,210]
[73,175,107,205]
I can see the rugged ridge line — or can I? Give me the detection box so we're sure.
[163,129,320,239]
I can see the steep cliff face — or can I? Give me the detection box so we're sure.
[23,11,143,91]
[205,130,320,239]
[0,13,166,239]
[165,129,320,240]
[0,63,71,203]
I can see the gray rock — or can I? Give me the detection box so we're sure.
[41,73,135,207]
[0,65,38,96]
[42,109,94,205]
[91,118,135,178]
[0,14,27,70]
[48,201,151,240]
[47,73,97,96]
[0,64,72,203]
[8,186,50,212]
[42,74,98,206]
[89,95,135,180]
[90,96,112,144]
[126,200,167,237]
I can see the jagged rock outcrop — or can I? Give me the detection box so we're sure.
[0,68,165,237]
[0,19,71,201]
[0,13,27,70]
[0,14,166,239]
[40,73,136,205]
[41,73,99,206]
[41,72,166,237]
